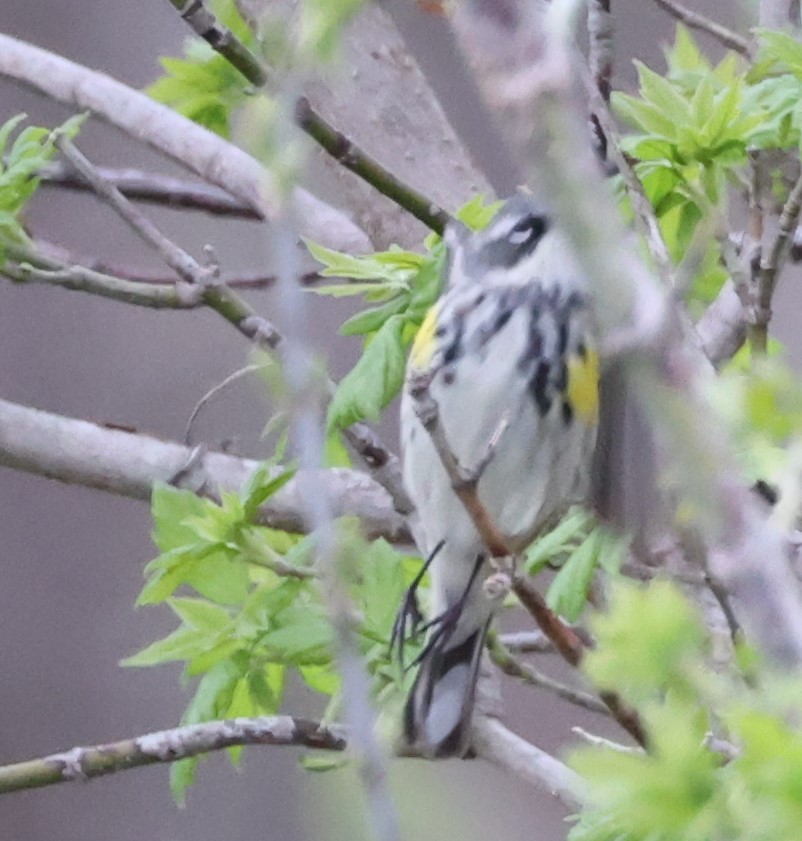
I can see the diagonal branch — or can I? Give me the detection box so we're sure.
[165,0,450,233]
[0,715,346,795]
[55,136,212,285]
[649,0,754,58]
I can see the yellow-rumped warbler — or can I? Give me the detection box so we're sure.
[396,195,600,758]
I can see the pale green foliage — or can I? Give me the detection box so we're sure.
[0,113,84,256]
[613,25,802,308]
[146,0,256,138]
[570,580,802,841]
[127,473,420,802]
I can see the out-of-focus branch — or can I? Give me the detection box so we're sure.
[37,163,260,219]
[649,0,753,58]
[0,33,371,254]
[760,0,801,29]
[695,280,746,367]
[450,0,802,669]
[471,716,585,809]
[0,716,346,795]
[0,397,410,543]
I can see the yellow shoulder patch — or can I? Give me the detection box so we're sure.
[566,348,600,424]
[409,304,441,370]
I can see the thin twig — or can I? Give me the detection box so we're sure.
[167,0,270,85]
[585,79,674,285]
[166,0,450,234]
[751,169,802,353]
[572,726,643,754]
[55,136,213,285]
[487,633,610,715]
[38,163,260,218]
[649,0,754,58]
[34,238,315,288]
[498,630,555,654]
[0,715,345,795]
[3,251,201,309]
[294,97,451,234]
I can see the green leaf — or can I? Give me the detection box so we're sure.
[121,626,209,667]
[168,597,232,633]
[546,530,601,621]
[299,754,350,772]
[525,507,594,573]
[361,539,408,638]
[327,315,407,429]
[151,484,209,552]
[240,463,296,522]
[182,551,251,605]
[170,757,198,807]
[260,605,333,663]
[299,664,341,696]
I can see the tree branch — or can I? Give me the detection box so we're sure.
[487,633,610,715]
[471,716,585,810]
[38,163,260,219]
[649,0,754,58]
[3,249,202,309]
[0,397,410,543]
[0,715,346,795]
[0,33,371,254]
[55,136,213,285]
[165,0,450,234]
[750,168,802,353]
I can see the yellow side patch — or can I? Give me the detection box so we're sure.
[409,304,441,370]
[566,348,600,424]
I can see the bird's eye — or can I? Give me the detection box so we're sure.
[508,214,548,246]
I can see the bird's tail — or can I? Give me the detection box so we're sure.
[403,617,491,758]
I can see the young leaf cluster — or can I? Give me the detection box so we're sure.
[127,469,420,801]
[570,580,802,841]
[0,113,84,258]
[613,25,802,307]
[146,0,257,138]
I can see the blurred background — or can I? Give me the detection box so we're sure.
[0,2,793,840]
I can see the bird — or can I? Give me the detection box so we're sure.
[396,194,600,758]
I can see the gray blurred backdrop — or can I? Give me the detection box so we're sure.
[1,2,795,840]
